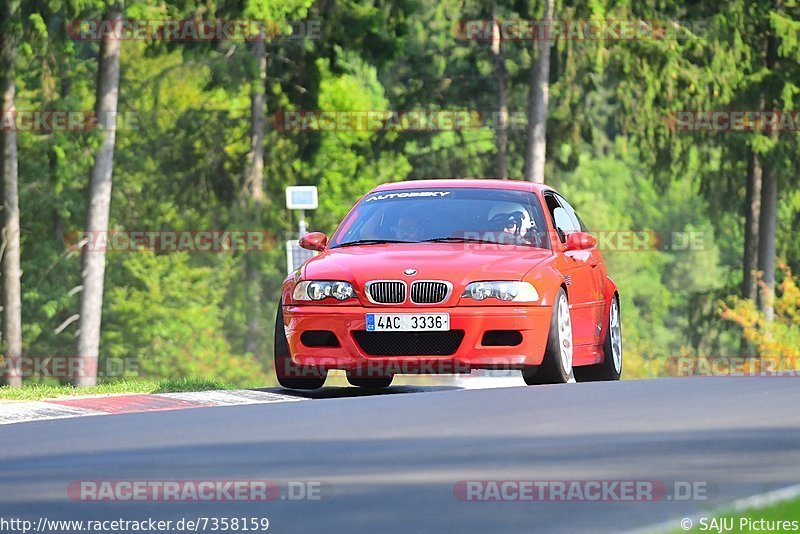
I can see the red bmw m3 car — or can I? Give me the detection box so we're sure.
[275,179,622,389]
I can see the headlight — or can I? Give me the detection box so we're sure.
[293,281,355,301]
[461,281,539,302]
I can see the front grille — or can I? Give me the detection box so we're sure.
[367,281,406,304]
[353,330,465,356]
[410,281,450,304]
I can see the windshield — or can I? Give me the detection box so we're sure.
[330,187,550,249]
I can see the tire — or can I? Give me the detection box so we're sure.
[523,288,573,385]
[274,305,327,390]
[346,372,394,389]
[574,294,622,382]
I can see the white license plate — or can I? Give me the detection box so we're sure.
[366,313,450,332]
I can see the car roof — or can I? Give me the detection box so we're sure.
[371,179,553,194]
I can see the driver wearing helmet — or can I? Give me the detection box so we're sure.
[490,211,530,244]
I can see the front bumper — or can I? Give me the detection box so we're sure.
[282,304,553,373]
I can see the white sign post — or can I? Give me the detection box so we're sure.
[285,186,319,273]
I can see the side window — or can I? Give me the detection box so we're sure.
[555,194,588,233]
[553,207,577,233]
[545,193,577,243]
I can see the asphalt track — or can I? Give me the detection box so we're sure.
[1,377,800,533]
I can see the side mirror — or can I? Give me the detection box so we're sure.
[299,232,328,252]
[565,231,596,251]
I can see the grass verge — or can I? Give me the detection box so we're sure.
[0,378,238,401]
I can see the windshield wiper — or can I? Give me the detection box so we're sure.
[422,236,510,245]
[334,239,416,248]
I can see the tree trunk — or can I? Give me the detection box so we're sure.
[75,4,122,386]
[757,165,777,322]
[740,149,762,357]
[491,2,508,180]
[742,150,761,303]
[756,7,780,323]
[243,35,267,357]
[0,0,21,387]
[523,0,553,183]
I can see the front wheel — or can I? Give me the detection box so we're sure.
[274,305,327,390]
[574,295,622,382]
[523,288,573,385]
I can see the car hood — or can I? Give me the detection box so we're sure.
[302,243,552,293]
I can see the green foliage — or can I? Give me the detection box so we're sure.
[302,52,411,231]
[552,147,733,377]
[103,252,269,384]
[722,263,800,360]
